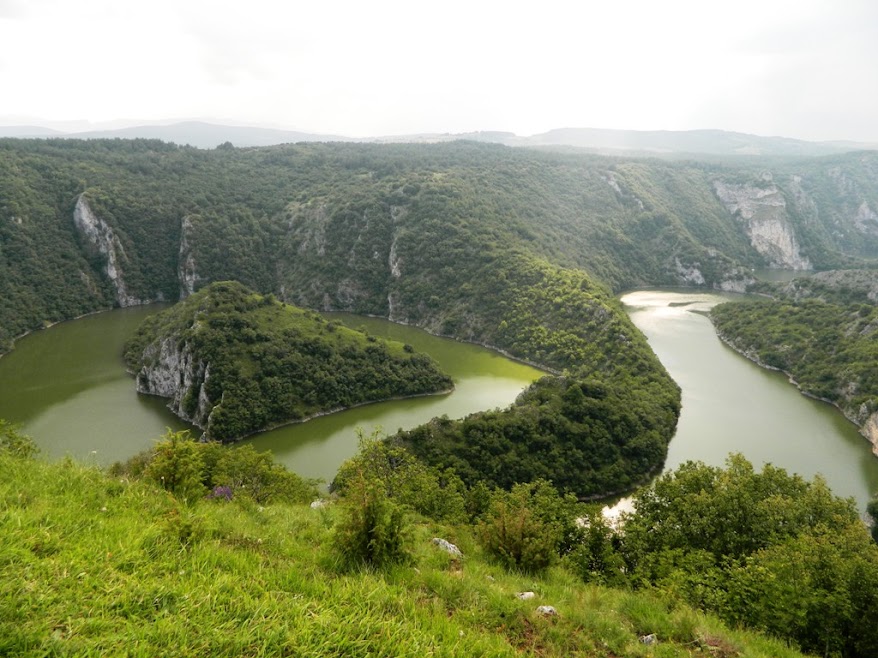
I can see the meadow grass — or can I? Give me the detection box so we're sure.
[0,454,805,657]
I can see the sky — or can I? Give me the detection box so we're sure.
[1,0,877,142]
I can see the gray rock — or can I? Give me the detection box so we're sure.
[536,605,557,616]
[310,499,328,509]
[516,591,536,600]
[640,633,657,645]
[431,538,463,558]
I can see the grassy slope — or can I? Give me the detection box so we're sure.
[0,454,805,658]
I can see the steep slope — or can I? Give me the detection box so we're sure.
[124,282,452,441]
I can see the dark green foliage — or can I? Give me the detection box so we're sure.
[725,524,878,658]
[398,372,679,498]
[8,137,876,502]
[869,496,878,542]
[126,282,452,441]
[478,479,584,574]
[332,465,412,570]
[578,455,878,657]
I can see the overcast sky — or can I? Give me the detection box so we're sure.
[1,0,876,141]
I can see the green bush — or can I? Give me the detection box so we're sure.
[478,479,582,573]
[0,419,38,459]
[135,429,316,505]
[333,470,412,569]
[334,429,467,523]
[145,430,206,504]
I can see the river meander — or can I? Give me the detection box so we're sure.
[623,290,878,509]
[2,293,877,508]
[0,308,543,482]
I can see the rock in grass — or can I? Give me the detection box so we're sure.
[536,605,557,616]
[516,591,536,600]
[431,538,463,557]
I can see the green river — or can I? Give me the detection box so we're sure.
[1,292,877,507]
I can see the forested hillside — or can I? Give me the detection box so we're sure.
[711,270,878,452]
[3,138,878,356]
[2,138,878,495]
[124,282,453,441]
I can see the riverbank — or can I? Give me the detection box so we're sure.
[713,326,878,456]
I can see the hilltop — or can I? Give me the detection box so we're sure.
[124,281,453,441]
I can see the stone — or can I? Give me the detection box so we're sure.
[516,591,536,600]
[536,605,557,616]
[640,633,657,645]
[431,538,463,558]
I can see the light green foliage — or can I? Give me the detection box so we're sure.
[332,467,412,570]
[334,429,468,523]
[0,452,808,657]
[0,419,38,459]
[145,429,206,503]
[135,429,316,505]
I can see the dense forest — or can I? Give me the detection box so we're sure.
[711,270,878,446]
[124,282,453,441]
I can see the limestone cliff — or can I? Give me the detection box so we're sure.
[863,411,878,457]
[73,194,143,307]
[177,215,202,299]
[133,336,215,432]
[713,177,812,270]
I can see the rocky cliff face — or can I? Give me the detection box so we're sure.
[133,336,215,432]
[863,411,878,457]
[73,195,143,307]
[713,177,812,270]
[177,216,201,298]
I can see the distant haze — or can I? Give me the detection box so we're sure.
[1,0,877,142]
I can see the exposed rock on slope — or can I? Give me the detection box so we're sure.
[73,194,143,307]
[713,178,812,270]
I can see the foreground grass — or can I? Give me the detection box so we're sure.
[0,455,804,657]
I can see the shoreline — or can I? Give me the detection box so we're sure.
[712,325,878,454]
[332,310,557,375]
[175,385,458,443]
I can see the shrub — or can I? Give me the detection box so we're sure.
[334,429,467,523]
[0,419,38,459]
[479,479,582,573]
[333,470,412,569]
[145,430,206,504]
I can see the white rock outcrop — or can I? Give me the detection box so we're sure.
[431,538,463,558]
[674,258,705,285]
[134,336,214,430]
[713,180,811,270]
[73,195,143,307]
[177,216,201,298]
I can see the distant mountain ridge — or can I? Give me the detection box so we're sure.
[1,120,875,156]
